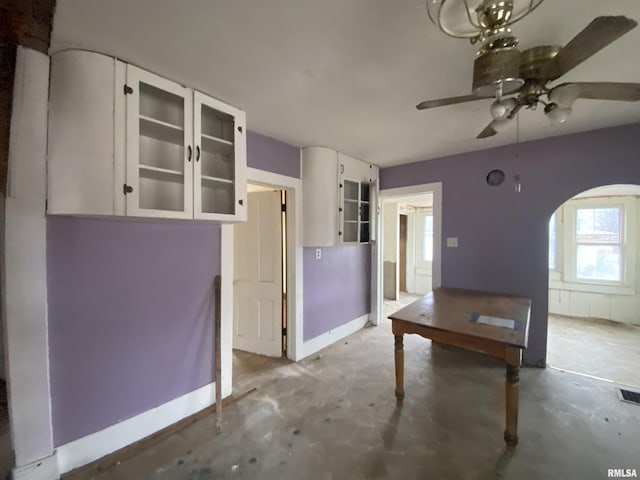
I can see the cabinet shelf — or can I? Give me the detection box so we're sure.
[201,175,233,185]
[139,115,183,145]
[139,164,183,177]
[201,132,232,146]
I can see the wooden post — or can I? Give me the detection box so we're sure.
[394,333,405,403]
[214,275,222,433]
[504,347,522,447]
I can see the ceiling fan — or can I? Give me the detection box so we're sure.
[418,0,640,139]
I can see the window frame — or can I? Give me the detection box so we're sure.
[558,196,636,295]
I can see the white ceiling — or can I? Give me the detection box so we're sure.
[50,0,640,168]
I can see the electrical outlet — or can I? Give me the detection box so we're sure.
[446,237,458,248]
[315,248,322,259]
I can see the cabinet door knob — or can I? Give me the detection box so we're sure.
[187,146,192,162]
[196,146,201,162]
[123,184,133,194]
[238,199,244,206]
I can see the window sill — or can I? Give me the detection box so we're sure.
[549,279,635,296]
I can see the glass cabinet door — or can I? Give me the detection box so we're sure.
[341,179,371,244]
[193,92,246,221]
[125,66,193,218]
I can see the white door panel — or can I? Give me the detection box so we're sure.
[233,190,282,357]
[414,211,433,295]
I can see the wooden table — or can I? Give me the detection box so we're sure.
[388,287,531,447]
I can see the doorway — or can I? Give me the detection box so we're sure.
[233,184,287,358]
[231,182,292,393]
[546,184,640,388]
[373,182,442,325]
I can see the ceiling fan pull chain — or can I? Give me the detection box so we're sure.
[514,113,522,193]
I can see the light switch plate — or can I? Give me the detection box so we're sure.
[446,237,458,248]
[315,248,322,259]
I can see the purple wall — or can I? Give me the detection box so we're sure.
[247,130,300,178]
[47,217,220,446]
[381,123,640,366]
[303,245,371,341]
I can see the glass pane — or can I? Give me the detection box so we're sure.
[139,135,184,173]
[576,208,621,244]
[344,200,358,222]
[200,150,234,181]
[201,179,234,215]
[139,83,184,127]
[139,170,184,211]
[360,202,369,222]
[201,105,234,142]
[343,223,357,243]
[423,215,433,262]
[576,245,621,281]
[360,183,370,202]
[360,222,370,243]
[549,213,556,270]
[344,181,358,201]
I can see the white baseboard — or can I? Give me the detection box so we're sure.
[12,454,58,480]
[301,314,369,359]
[55,381,231,476]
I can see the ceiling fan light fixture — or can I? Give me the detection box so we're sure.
[544,103,571,125]
[490,97,517,119]
[426,0,546,39]
[549,83,580,108]
[491,117,511,132]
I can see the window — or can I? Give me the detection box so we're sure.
[575,207,622,282]
[551,196,636,294]
[422,214,433,262]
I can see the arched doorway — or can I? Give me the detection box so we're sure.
[546,184,640,387]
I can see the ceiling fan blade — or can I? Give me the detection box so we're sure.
[477,123,497,139]
[416,94,491,110]
[542,16,638,80]
[552,82,640,102]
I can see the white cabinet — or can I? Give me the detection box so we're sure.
[302,146,378,247]
[193,92,246,221]
[47,50,246,222]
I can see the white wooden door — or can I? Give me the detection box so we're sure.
[125,65,193,219]
[193,91,247,222]
[233,191,283,357]
[414,210,434,294]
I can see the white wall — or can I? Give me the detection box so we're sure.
[3,47,57,479]
[549,195,640,326]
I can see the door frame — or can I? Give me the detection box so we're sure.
[377,182,443,320]
[221,167,303,390]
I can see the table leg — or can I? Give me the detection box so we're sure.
[504,350,522,447]
[394,334,404,401]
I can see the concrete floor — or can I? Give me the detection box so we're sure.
[66,294,639,480]
[547,314,640,388]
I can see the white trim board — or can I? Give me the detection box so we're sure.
[244,167,304,361]
[55,381,226,475]
[4,47,55,470]
[300,314,369,360]
[12,455,58,480]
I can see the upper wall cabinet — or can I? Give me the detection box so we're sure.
[47,50,246,222]
[302,146,378,247]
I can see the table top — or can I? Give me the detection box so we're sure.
[388,287,532,349]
